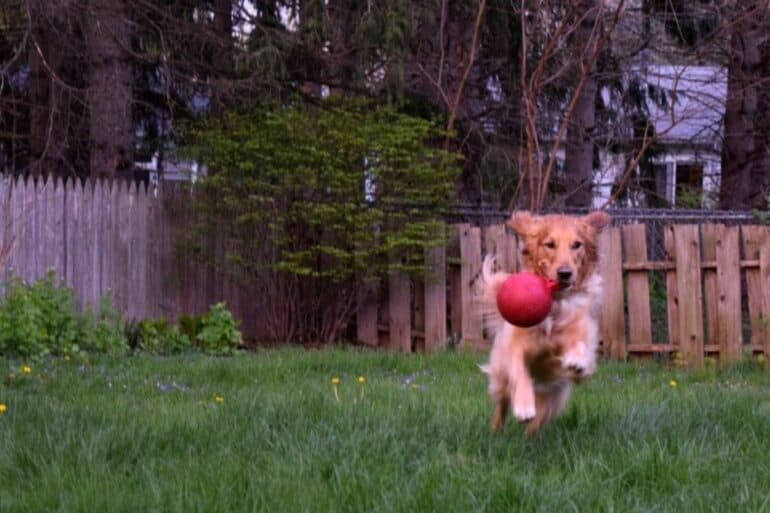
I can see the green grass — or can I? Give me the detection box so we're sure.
[3,348,770,512]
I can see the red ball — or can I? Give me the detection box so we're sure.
[496,272,558,327]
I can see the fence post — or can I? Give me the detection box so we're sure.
[424,224,447,352]
[742,226,770,357]
[622,224,652,350]
[715,224,742,365]
[663,226,679,352]
[388,257,411,352]
[760,229,770,359]
[700,224,719,353]
[598,226,626,360]
[458,224,483,348]
[673,225,704,369]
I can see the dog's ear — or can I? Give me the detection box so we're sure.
[508,211,537,237]
[583,211,611,232]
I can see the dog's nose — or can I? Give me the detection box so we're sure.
[556,267,573,282]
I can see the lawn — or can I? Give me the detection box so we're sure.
[2,347,770,512]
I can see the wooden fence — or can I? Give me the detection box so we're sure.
[0,176,269,339]
[357,222,770,368]
[1,176,768,364]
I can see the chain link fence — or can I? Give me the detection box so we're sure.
[448,205,769,261]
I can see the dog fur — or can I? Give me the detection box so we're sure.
[477,210,610,437]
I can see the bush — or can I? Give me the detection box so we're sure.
[79,295,128,355]
[126,319,192,355]
[180,99,460,344]
[194,302,241,355]
[0,272,127,359]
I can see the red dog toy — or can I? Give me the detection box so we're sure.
[496,272,559,327]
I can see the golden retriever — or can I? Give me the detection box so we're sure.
[477,210,610,437]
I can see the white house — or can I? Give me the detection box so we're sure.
[593,65,727,209]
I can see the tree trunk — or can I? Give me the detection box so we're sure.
[564,1,600,208]
[27,0,71,178]
[719,11,760,210]
[86,0,133,180]
[750,10,770,210]
[210,0,234,117]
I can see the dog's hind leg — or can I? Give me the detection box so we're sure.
[525,383,572,438]
[490,396,509,432]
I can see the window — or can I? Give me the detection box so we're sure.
[675,163,703,208]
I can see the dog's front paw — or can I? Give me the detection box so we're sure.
[562,341,595,377]
[512,386,536,422]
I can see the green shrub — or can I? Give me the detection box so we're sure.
[78,295,128,355]
[179,314,202,342]
[194,302,241,355]
[126,319,192,355]
[0,272,127,359]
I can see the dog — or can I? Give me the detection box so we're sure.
[477,210,610,437]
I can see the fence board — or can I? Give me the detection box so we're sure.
[424,242,447,352]
[483,225,504,273]
[7,178,22,280]
[458,224,483,348]
[81,182,95,308]
[46,178,64,279]
[144,186,156,318]
[715,224,742,365]
[135,184,149,319]
[63,180,75,289]
[388,265,411,352]
[759,230,770,357]
[599,227,626,359]
[700,224,719,348]
[673,225,704,368]
[34,179,46,279]
[101,181,115,306]
[742,225,766,350]
[0,179,9,281]
[105,181,118,305]
[93,181,104,303]
[448,230,462,343]
[116,181,131,315]
[664,226,679,348]
[413,280,425,352]
[26,179,37,284]
[356,282,379,346]
[622,224,652,347]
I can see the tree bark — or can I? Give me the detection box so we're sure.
[719,9,760,210]
[27,0,73,178]
[210,0,234,117]
[85,0,133,180]
[564,1,600,208]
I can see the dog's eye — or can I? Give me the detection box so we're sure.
[544,240,556,249]
[571,241,583,250]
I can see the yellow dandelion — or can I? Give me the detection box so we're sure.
[0,404,6,414]
[21,365,31,375]
[669,379,678,388]
[358,376,366,385]
[330,377,341,401]
[214,395,224,403]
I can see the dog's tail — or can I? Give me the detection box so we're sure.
[475,255,511,338]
